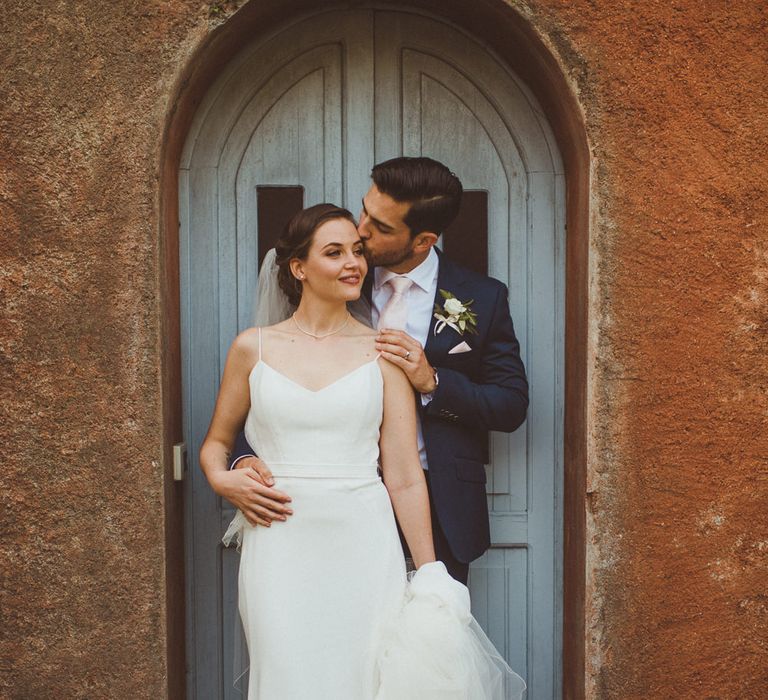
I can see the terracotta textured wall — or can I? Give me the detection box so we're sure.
[1,2,208,696]
[528,2,768,697]
[1,1,765,697]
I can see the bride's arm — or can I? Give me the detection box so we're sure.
[379,360,436,569]
[199,329,292,526]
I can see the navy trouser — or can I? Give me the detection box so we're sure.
[398,469,470,585]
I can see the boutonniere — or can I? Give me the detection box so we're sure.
[433,290,478,335]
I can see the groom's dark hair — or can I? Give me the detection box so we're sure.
[371,157,462,237]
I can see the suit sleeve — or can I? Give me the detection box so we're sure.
[228,429,256,470]
[424,284,528,433]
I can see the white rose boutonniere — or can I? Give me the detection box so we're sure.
[433,290,478,335]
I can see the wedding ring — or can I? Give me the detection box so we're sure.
[404,351,411,360]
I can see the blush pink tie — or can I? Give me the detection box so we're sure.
[377,276,414,331]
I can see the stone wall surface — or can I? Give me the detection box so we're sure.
[534,2,768,698]
[0,1,212,697]
[1,1,766,698]
[525,2,768,697]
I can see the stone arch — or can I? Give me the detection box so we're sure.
[160,2,589,697]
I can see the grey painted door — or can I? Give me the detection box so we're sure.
[179,8,564,699]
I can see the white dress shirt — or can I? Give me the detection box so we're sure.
[372,247,439,470]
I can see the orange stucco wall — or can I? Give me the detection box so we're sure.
[534,2,768,696]
[1,1,765,697]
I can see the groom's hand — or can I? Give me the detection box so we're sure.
[376,329,437,394]
[233,456,293,526]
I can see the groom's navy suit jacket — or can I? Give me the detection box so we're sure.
[232,251,528,564]
[403,253,528,563]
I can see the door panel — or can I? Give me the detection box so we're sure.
[375,11,563,695]
[180,8,563,698]
[181,12,373,698]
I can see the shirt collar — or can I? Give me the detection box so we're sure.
[374,246,439,292]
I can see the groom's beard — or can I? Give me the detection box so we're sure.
[363,241,416,269]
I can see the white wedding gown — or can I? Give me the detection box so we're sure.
[224,330,525,699]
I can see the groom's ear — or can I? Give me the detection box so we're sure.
[412,231,439,254]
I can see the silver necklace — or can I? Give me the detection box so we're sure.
[292,312,351,339]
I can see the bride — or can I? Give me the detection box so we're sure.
[199,204,525,699]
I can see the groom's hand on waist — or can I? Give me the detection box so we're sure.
[233,457,293,526]
[376,329,437,394]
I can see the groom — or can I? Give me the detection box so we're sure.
[232,157,528,583]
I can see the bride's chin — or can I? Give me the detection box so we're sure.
[343,289,362,301]
[335,281,363,301]
[317,290,361,304]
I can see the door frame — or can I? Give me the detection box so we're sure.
[159,2,590,697]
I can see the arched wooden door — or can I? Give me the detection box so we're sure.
[180,8,564,698]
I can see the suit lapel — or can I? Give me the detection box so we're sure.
[425,253,469,364]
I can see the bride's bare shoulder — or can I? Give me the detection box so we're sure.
[346,320,379,357]
[377,356,410,390]
[235,321,295,352]
[347,317,377,337]
[261,319,295,335]
[227,327,261,367]
[238,320,294,338]
[232,327,260,348]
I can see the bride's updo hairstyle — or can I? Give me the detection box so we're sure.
[275,203,357,307]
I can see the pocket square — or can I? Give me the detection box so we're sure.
[448,341,472,355]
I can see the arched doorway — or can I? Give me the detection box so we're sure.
[168,4,586,698]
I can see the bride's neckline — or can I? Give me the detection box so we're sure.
[250,357,380,394]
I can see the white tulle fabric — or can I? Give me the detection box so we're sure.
[376,561,526,700]
[252,248,295,326]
